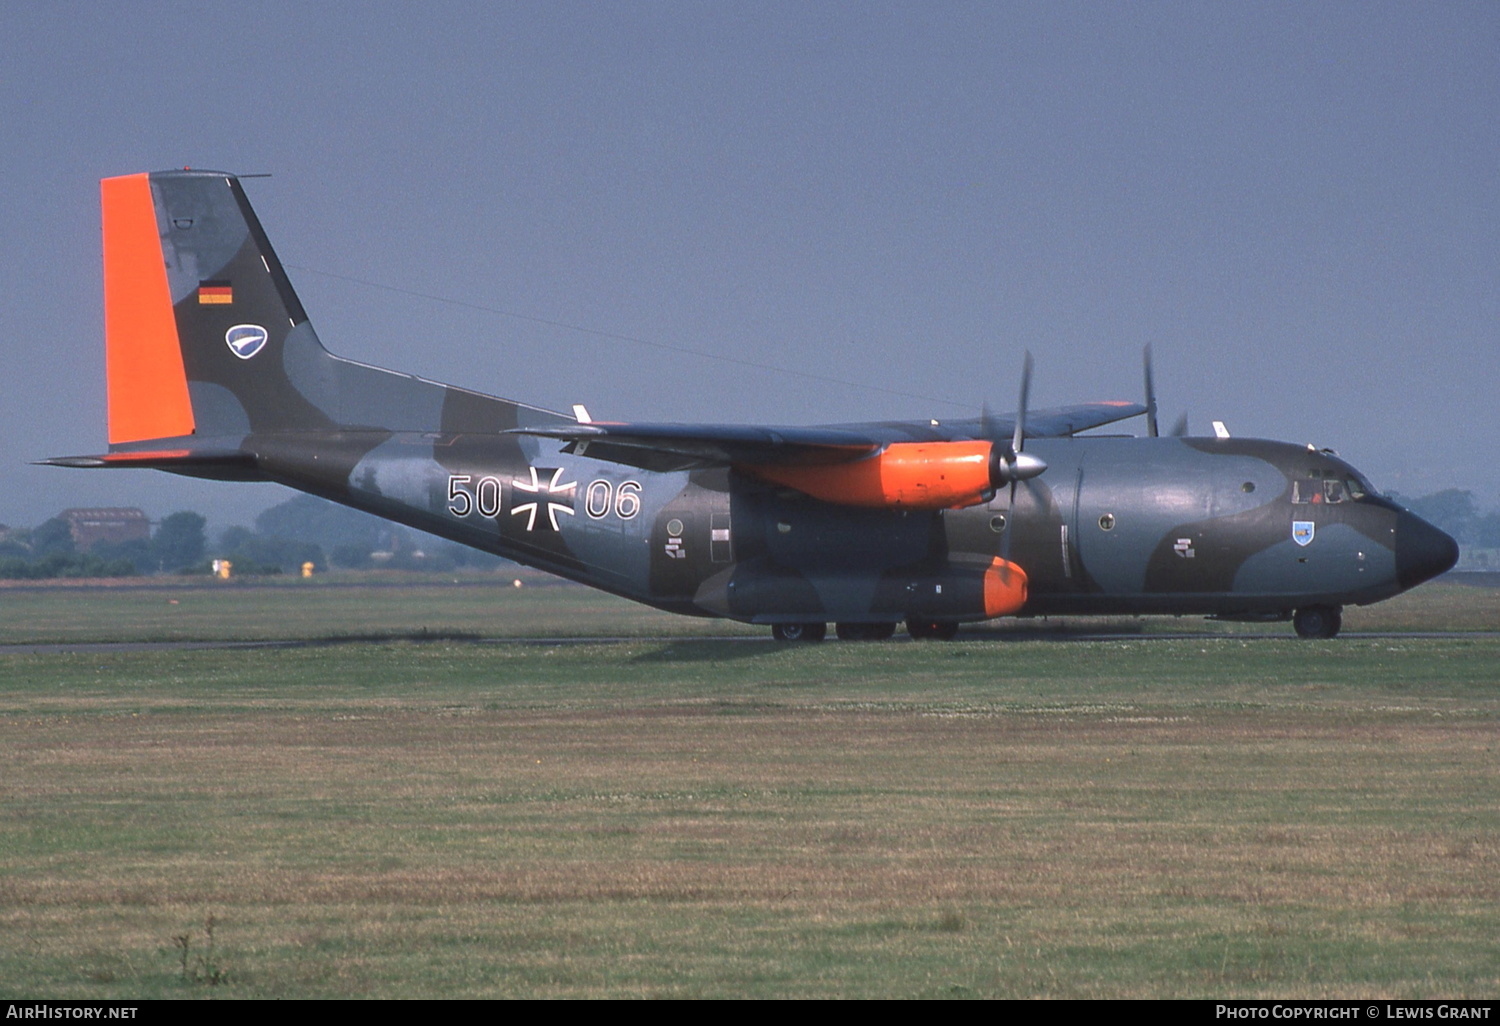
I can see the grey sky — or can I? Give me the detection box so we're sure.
[2,1,1495,532]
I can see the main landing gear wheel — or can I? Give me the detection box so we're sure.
[835,622,897,641]
[905,617,959,641]
[1293,605,1342,639]
[772,622,826,643]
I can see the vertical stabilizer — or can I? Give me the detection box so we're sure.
[97,169,563,451]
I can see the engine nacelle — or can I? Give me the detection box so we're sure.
[743,441,1004,510]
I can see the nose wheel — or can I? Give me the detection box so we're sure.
[1293,605,1342,639]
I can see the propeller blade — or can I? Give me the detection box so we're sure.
[1000,478,1016,582]
[1170,412,1189,437]
[1010,351,1033,460]
[1142,344,1159,438]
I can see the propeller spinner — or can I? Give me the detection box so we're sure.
[994,352,1047,486]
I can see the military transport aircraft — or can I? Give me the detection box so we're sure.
[43,170,1459,640]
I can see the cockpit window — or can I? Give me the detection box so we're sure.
[1291,473,1370,504]
[1292,477,1323,504]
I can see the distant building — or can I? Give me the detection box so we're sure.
[60,508,150,551]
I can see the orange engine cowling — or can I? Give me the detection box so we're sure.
[743,441,999,510]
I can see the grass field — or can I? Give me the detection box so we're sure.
[2,572,1497,645]
[0,577,1496,998]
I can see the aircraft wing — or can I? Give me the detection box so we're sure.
[510,423,882,473]
[1014,401,1145,437]
[513,401,1147,473]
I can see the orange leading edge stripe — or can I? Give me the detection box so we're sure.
[101,173,195,444]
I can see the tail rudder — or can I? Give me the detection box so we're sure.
[101,173,197,444]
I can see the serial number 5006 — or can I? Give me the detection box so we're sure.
[446,475,641,520]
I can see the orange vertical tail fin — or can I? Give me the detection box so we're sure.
[101,173,195,444]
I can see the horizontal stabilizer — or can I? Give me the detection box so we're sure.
[36,448,256,471]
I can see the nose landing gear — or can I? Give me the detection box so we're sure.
[1293,605,1342,639]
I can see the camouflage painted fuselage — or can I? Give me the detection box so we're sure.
[237,428,1442,625]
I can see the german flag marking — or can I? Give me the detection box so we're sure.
[198,280,233,305]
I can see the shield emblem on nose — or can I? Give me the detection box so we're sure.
[1292,521,1315,547]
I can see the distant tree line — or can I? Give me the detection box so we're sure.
[1,494,508,579]
[0,511,205,579]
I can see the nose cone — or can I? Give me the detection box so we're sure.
[1396,510,1460,590]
